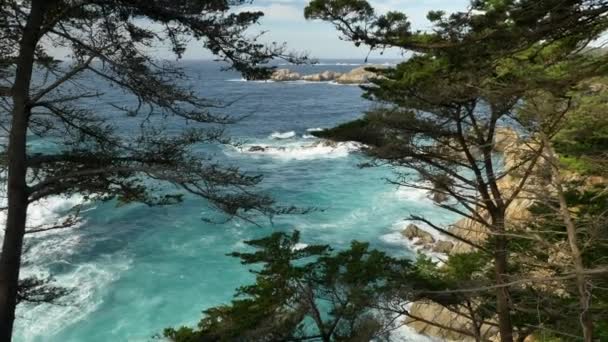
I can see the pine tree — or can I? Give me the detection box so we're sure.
[0,1,305,339]
[305,1,608,340]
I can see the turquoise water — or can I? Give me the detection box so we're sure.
[13,61,456,341]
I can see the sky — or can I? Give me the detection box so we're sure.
[173,0,472,60]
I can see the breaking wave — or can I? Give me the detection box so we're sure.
[269,131,296,139]
[236,140,362,160]
[0,193,130,341]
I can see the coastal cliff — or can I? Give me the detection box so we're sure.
[404,128,541,341]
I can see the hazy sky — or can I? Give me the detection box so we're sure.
[45,0,471,60]
[175,0,472,60]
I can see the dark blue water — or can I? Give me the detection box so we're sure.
[13,60,455,341]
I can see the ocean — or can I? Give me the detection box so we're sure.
[12,60,456,341]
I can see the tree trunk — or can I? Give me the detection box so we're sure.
[465,300,483,342]
[0,1,47,340]
[493,212,514,342]
[542,136,594,342]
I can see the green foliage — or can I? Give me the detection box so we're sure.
[16,277,71,305]
[167,1,608,340]
[165,231,425,341]
[442,252,489,283]
[553,79,608,175]
[304,0,374,21]
[304,0,411,48]
[522,185,608,338]
[305,2,608,341]
[311,108,418,149]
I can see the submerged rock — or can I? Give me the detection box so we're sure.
[311,140,339,148]
[248,146,266,152]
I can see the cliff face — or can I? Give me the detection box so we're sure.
[407,302,499,341]
[450,127,539,253]
[407,128,542,341]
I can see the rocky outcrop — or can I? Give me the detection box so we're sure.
[244,140,346,156]
[449,127,539,254]
[432,240,454,254]
[269,65,384,84]
[271,69,301,81]
[402,224,435,244]
[407,302,498,342]
[407,127,541,340]
[335,66,380,84]
[400,223,456,254]
[494,127,520,153]
[301,71,342,82]
[247,146,267,152]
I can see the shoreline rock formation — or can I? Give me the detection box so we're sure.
[401,223,455,254]
[269,65,383,84]
[405,127,539,342]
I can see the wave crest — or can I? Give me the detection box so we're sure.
[269,131,296,139]
[238,140,362,160]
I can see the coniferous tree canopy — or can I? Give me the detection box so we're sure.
[167,1,608,341]
[305,1,608,341]
[0,1,306,340]
[164,231,477,342]
[4,1,608,341]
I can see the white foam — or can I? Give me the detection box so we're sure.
[226,78,275,83]
[238,141,362,160]
[380,230,447,263]
[306,127,324,132]
[394,186,429,202]
[226,78,332,85]
[302,134,316,139]
[269,131,296,139]
[15,254,131,341]
[328,81,367,86]
[0,194,86,237]
[11,204,131,341]
[277,62,363,66]
[292,242,308,251]
[0,186,125,341]
[285,80,331,84]
[392,219,449,243]
[389,320,442,341]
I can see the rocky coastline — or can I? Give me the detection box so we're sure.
[268,65,384,84]
[401,128,536,341]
